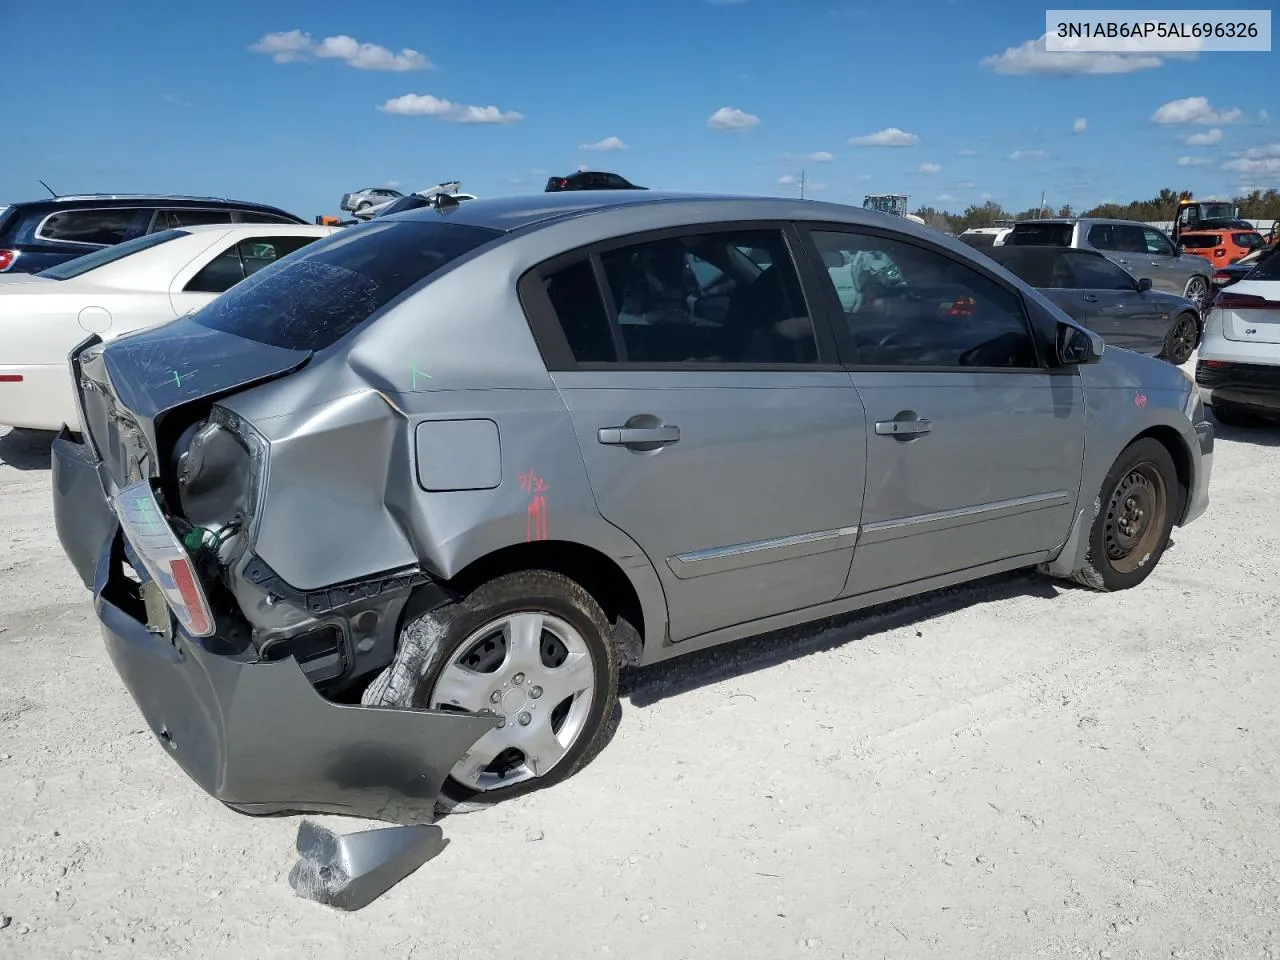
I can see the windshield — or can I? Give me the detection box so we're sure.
[1004,223,1073,246]
[37,228,191,280]
[1178,234,1220,249]
[192,218,503,351]
[1198,203,1237,220]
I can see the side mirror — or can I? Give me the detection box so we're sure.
[1056,321,1104,366]
[1136,277,1153,292]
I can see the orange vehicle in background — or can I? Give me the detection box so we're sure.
[1176,227,1268,269]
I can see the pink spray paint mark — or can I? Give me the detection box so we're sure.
[518,468,549,542]
[1134,393,1148,408]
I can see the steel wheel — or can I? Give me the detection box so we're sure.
[1102,463,1168,575]
[429,611,597,793]
[1164,313,1199,365]
[1184,276,1208,308]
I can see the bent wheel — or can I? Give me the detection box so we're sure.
[1073,438,1183,592]
[365,570,620,805]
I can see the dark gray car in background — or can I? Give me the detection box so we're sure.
[986,245,1202,364]
[49,191,1213,828]
[1004,217,1215,309]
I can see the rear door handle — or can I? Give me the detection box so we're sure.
[1083,294,1099,302]
[875,418,931,437]
[598,425,681,445]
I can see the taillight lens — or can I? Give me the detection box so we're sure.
[0,249,18,271]
[1212,271,1233,285]
[114,481,217,637]
[1213,291,1280,311]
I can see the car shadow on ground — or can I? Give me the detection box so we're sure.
[1210,413,1280,447]
[620,570,1062,708]
[0,428,54,471]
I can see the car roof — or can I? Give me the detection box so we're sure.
[7,195,296,212]
[393,190,926,235]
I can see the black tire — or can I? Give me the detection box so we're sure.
[1159,312,1199,365]
[1072,438,1183,592]
[363,570,620,807]
[355,201,372,216]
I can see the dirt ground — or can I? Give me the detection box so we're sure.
[3,372,1280,960]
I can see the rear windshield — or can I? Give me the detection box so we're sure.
[38,228,190,280]
[1005,223,1073,246]
[1248,248,1280,282]
[1179,234,1221,249]
[960,232,997,248]
[191,218,503,352]
[1233,232,1265,249]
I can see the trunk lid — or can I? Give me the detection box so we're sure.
[1217,280,1280,345]
[74,316,310,489]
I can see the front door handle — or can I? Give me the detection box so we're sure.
[598,425,681,445]
[1082,294,1099,302]
[875,417,931,438]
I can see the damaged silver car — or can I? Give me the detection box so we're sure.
[51,191,1214,822]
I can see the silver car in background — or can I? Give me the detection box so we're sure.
[51,192,1214,828]
[339,186,405,216]
[1004,217,1215,309]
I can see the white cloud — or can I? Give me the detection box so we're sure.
[579,136,628,151]
[1176,156,1211,166]
[383,180,402,187]
[1222,156,1280,176]
[957,148,979,156]
[1008,149,1049,161]
[918,162,942,174]
[793,151,834,162]
[250,30,432,71]
[1184,128,1224,146]
[707,106,759,131]
[957,180,976,188]
[249,30,312,62]
[980,192,997,200]
[1073,117,1087,134]
[855,173,873,181]
[778,174,796,185]
[1151,97,1242,125]
[980,34,1174,75]
[378,94,523,124]
[1235,142,1280,159]
[850,127,918,147]
[937,194,957,202]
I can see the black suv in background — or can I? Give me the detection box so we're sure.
[0,194,306,274]
[544,171,647,192]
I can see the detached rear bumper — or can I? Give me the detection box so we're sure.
[1182,419,1213,527]
[52,428,496,823]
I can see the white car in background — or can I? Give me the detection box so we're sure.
[0,223,335,431]
[1195,248,1280,426]
[356,181,477,219]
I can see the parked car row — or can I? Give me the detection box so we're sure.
[49,190,1212,824]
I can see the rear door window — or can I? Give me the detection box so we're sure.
[1142,228,1176,257]
[191,219,503,351]
[1006,223,1073,246]
[38,208,143,246]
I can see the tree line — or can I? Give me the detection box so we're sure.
[913,187,1280,234]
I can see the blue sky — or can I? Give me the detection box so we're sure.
[2,0,1276,219]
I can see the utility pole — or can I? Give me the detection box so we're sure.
[800,169,806,200]
[1039,190,1046,218]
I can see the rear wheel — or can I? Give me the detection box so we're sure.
[1072,438,1182,592]
[1160,312,1199,365]
[1183,275,1209,309]
[363,570,620,806]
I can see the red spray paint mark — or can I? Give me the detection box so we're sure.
[518,468,549,542]
[1134,393,1148,408]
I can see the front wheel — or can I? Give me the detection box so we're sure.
[1072,438,1183,592]
[1160,312,1200,365]
[363,570,620,806]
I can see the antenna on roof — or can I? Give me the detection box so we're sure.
[38,179,58,198]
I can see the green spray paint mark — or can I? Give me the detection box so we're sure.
[171,370,182,388]
[410,363,432,389]
[134,497,162,531]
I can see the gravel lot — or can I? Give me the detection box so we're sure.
[3,369,1280,960]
